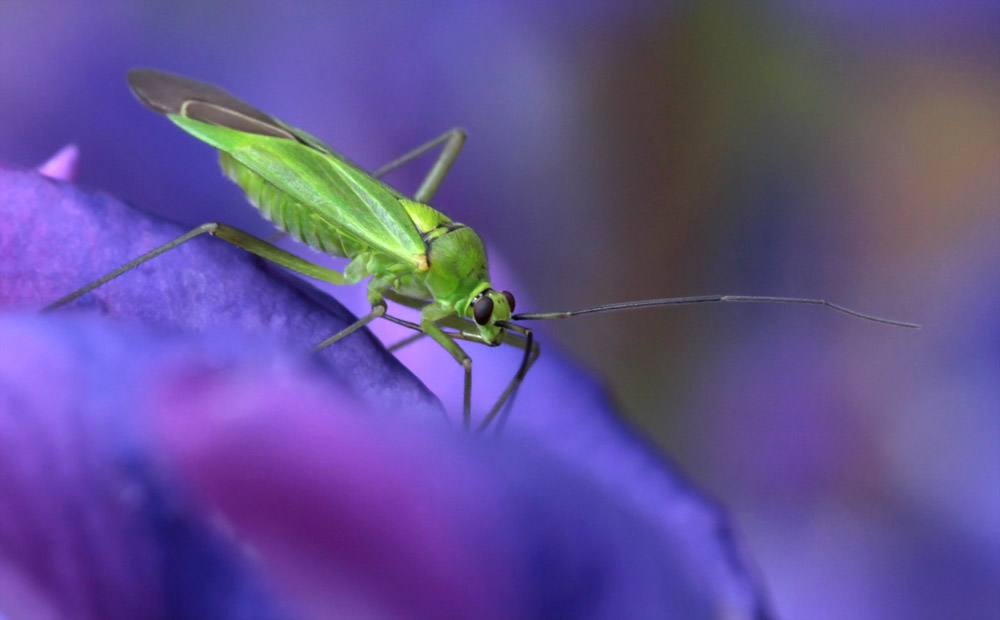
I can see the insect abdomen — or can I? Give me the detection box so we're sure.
[218,152,367,259]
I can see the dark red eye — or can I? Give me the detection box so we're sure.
[474,296,494,325]
[501,290,516,312]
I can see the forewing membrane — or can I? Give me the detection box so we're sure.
[127,69,426,268]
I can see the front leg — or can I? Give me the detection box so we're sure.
[479,324,541,434]
[421,302,473,430]
[313,276,392,351]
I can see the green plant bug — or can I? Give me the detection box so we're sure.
[45,69,919,432]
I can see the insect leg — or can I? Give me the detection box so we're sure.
[44,222,348,311]
[371,128,466,203]
[312,300,386,351]
[311,278,395,350]
[372,292,431,349]
[382,313,486,346]
[381,289,432,311]
[383,310,533,430]
[476,324,541,434]
[421,303,473,430]
[387,331,426,352]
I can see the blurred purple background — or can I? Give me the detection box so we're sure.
[2,2,997,618]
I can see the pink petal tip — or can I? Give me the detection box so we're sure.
[37,144,80,181]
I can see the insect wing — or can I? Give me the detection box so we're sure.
[171,115,427,268]
[128,69,295,140]
[127,70,425,268]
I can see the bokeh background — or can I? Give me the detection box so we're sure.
[2,2,997,618]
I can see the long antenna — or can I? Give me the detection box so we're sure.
[513,295,920,328]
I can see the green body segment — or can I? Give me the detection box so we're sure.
[169,114,500,319]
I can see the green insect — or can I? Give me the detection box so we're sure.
[45,69,918,432]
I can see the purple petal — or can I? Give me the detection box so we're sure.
[0,164,441,421]
[0,165,770,618]
[2,314,722,619]
[0,315,298,620]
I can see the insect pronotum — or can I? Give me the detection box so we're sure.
[44,69,919,433]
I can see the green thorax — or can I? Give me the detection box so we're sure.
[391,200,494,312]
[218,151,492,310]
[420,224,493,313]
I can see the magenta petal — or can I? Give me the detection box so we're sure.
[149,326,719,620]
[151,365,520,620]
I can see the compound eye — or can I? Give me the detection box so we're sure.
[473,295,494,325]
[501,290,516,312]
